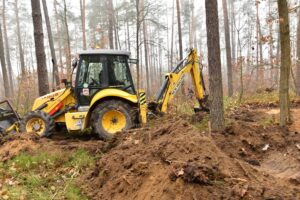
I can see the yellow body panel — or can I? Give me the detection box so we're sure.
[65,112,87,131]
[90,88,138,107]
[32,88,76,123]
[139,104,147,124]
[138,90,147,124]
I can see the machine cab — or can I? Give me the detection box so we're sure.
[75,49,136,106]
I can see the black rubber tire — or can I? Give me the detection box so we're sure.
[20,110,55,137]
[91,100,136,140]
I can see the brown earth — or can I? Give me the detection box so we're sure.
[0,132,106,162]
[79,107,300,200]
[0,106,300,200]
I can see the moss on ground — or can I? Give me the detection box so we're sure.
[0,149,95,200]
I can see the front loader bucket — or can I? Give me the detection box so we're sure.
[0,100,20,134]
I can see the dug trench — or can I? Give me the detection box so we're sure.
[0,104,300,199]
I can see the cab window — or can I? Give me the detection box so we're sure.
[107,56,135,94]
[77,55,107,88]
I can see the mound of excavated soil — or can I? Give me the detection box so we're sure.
[0,132,106,162]
[0,133,40,161]
[79,114,300,200]
[1,106,299,199]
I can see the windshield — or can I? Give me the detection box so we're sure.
[107,55,135,93]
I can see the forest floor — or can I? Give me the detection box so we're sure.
[0,93,300,200]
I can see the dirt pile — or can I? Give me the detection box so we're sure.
[214,107,300,183]
[0,132,106,162]
[80,114,300,200]
[0,133,40,161]
[1,106,299,199]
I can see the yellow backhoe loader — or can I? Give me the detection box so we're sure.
[0,48,208,139]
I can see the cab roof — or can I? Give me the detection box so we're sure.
[78,49,130,57]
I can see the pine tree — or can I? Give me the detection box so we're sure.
[278,0,291,126]
[31,0,50,96]
[205,0,225,131]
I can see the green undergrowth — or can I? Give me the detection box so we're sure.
[0,149,95,200]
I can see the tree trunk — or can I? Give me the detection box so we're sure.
[31,0,50,96]
[296,7,300,96]
[63,0,72,76]
[136,0,141,90]
[54,0,63,75]
[268,0,274,86]
[258,16,264,86]
[256,2,264,88]
[176,0,183,60]
[222,0,233,97]
[205,0,225,131]
[141,0,150,95]
[114,10,121,49]
[278,0,291,126]
[176,0,185,94]
[126,13,131,52]
[2,0,14,93]
[0,23,10,98]
[80,0,87,50]
[42,0,60,89]
[191,0,197,49]
[170,0,175,70]
[108,0,114,49]
[230,0,236,62]
[14,0,26,76]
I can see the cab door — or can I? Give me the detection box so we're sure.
[75,55,108,106]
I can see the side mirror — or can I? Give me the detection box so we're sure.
[72,58,78,68]
[61,79,71,88]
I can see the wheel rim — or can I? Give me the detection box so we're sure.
[101,110,127,134]
[25,118,46,136]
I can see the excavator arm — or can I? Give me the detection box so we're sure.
[153,49,208,113]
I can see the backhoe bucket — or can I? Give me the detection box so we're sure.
[0,100,20,134]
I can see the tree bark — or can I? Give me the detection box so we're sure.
[176,0,183,60]
[256,1,264,88]
[31,0,50,96]
[0,23,10,98]
[170,0,175,70]
[141,0,150,95]
[126,12,131,52]
[136,0,141,90]
[80,0,87,50]
[205,0,225,131]
[268,0,274,86]
[63,0,72,76]
[230,0,236,62]
[54,0,63,74]
[107,0,114,49]
[42,0,60,89]
[278,0,291,126]
[176,0,185,94]
[222,0,233,97]
[296,7,300,96]
[14,0,26,76]
[2,0,14,93]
